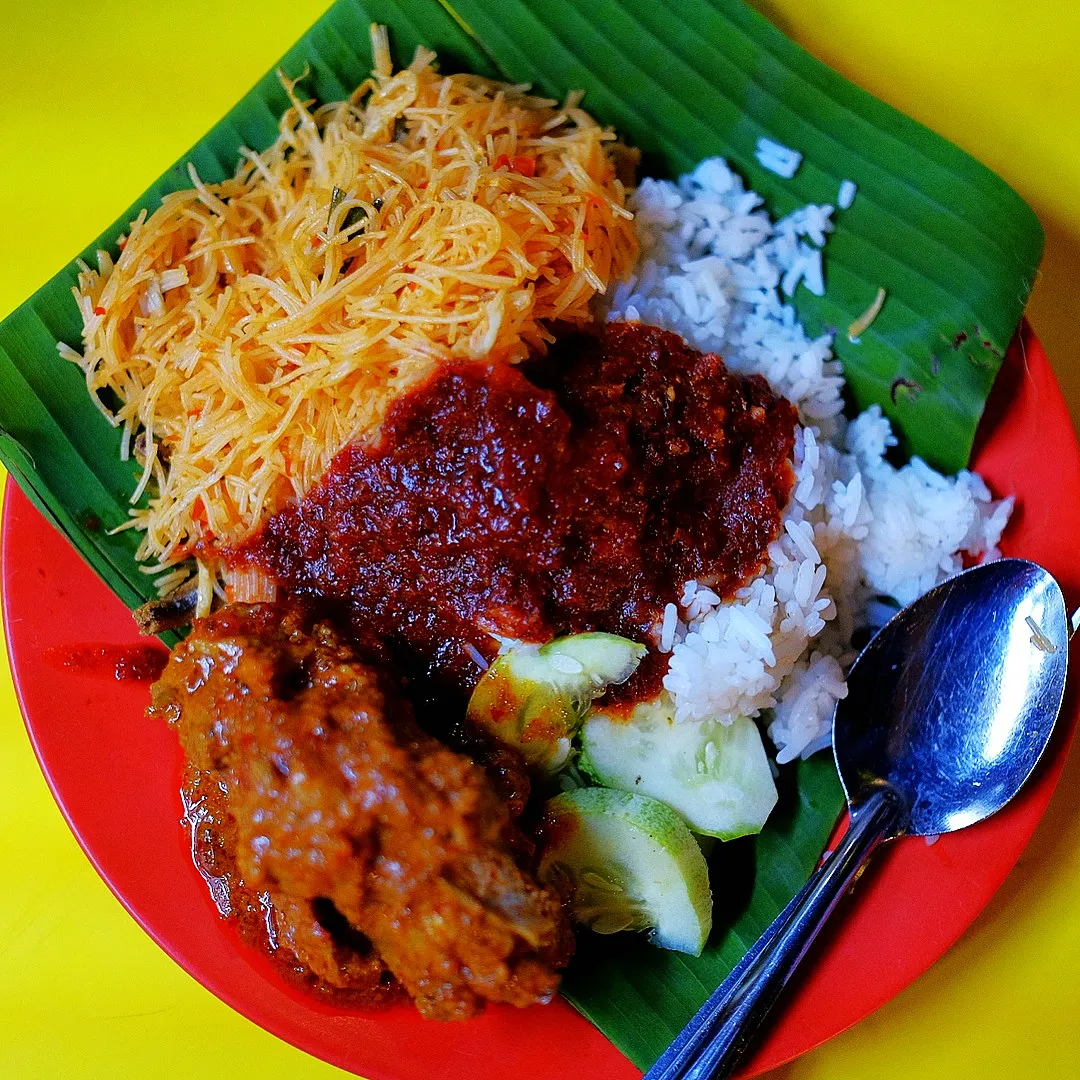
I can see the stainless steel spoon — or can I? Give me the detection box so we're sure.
[646,558,1069,1080]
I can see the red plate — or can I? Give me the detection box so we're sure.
[3,325,1077,1078]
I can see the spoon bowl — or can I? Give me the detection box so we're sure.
[837,558,1068,838]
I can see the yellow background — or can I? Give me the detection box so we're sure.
[1,1,1078,1076]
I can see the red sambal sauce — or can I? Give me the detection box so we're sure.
[234,322,797,701]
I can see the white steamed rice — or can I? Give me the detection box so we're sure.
[603,157,1011,764]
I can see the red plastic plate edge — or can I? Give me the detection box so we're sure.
[3,324,1078,1079]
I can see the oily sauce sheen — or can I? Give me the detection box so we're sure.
[238,323,797,700]
[44,642,169,682]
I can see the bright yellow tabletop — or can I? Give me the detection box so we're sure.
[1,2,1078,1077]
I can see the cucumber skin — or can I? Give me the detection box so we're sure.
[465,633,646,773]
[467,654,576,772]
[578,746,605,786]
[541,787,712,955]
[546,786,700,855]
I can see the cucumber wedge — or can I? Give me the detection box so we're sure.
[538,787,712,955]
[466,633,646,773]
[581,696,778,840]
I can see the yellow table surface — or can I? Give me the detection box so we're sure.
[1,2,1078,1077]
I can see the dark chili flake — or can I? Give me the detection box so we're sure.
[342,206,369,232]
[890,377,923,404]
[327,187,347,229]
[972,325,1003,357]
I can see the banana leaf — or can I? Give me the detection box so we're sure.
[0,0,1040,1071]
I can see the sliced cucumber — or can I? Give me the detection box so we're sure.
[580,695,778,840]
[466,633,646,773]
[538,787,712,955]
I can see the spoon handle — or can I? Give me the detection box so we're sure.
[644,788,906,1080]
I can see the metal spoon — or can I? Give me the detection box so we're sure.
[646,558,1069,1080]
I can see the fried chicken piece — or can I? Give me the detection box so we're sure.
[150,603,572,1019]
[270,892,399,996]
